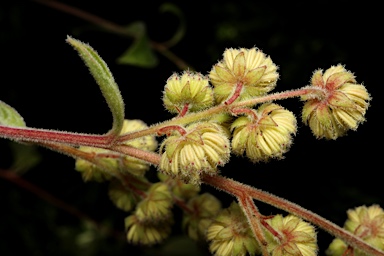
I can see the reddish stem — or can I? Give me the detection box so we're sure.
[231,107,258,120]
[110,144,161,166]
[238,196,269,255]
[0,125,114,147]
[179,103,189,117]
[202,174,384,256]
[260,218,281,240]
[225,82,244,105]
[157,125,187,136]
[45,141,381,255]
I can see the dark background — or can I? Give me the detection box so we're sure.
[1,1,382,255]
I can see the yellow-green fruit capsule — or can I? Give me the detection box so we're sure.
[301,64,371,140]
[326,238,348,256]
[326,205,384,255]
[163,71,214,114]
[74,146,115,182]
[182,193,222,241]
[120,119,158,176]
[108,180,137,212]
[159,122,230,186]
[75,119,157,181]
[345,205,384,251]
[265,214,318,256]
[124,214,173,245]
[135,182,173,222]
[231,103,297,162]
[207,202,260,256]
[209,47,279,103]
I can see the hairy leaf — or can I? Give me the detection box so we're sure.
[117,21,158,68]
[0,100,26,127]
[66,36,125,138]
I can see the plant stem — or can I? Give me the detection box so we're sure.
[110,144,161,166]
[0,125,115,147]
[0,87,319,147]
[99,145,384,255]
[117,86,320,143]
[202,174,384,256]
[225,82,243,105]
[238,195,269,256]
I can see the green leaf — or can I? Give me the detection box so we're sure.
[117,21,158,68]
[0,100,26,127]
[66,36,125,139]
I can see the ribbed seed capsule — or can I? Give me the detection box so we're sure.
[163,70,214,114]
[207,202,260,256]
[230,103,297,162]
[209,47,279,104]
[327,205,384,255]
[265,214,318,256]
[182,193,222,241]
[159,122,230,185]
[301,64,371,140]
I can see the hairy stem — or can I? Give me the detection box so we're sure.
[238,196,269,256]
[0,126,116,147]
[225,82,243,105]
[84,144,383,255]
[0,87,319,147]
[117,86,320,143]
[202,174,384,256]
[110,144,161,166]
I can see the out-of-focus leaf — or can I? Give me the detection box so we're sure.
[9,141,42,174]
[0,100,26,127]
[159,3,186,47]
[123,20,146,38]
[117,21,158,68]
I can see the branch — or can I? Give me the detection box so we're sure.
[202,174,384,256]
[0,125,115,147]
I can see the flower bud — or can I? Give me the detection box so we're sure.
[209,47,279,103]
[125,214,173,245]
[120,119,158,176]
[74,146,115,182]
[231,103,296,162]
[301,64,371,140]
[163,70,214,114]
[182,193,222,240]
[325,238,348,256]
[74,119,157,180]
[326,205,384,255]
[108,179,137,212]
[265,214,318,256]
[159,122,230,185]
[135,182,173,222]
[207,202,260,256]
